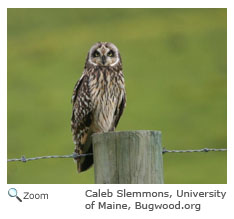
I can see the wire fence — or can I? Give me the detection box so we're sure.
[162,147,227,154]
[7,147,227,163]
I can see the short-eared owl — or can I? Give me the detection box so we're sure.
[71,42,126,173]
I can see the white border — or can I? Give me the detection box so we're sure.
[1,1,232,219]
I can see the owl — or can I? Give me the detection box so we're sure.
[71,42,126,173]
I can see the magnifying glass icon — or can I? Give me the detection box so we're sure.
[8,188,22,202]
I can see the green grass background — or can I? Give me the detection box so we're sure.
[7,8,227,184]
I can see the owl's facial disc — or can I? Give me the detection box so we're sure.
[89,43,119,67]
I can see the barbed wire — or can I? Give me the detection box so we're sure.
[7,147,227,163]
[7,153,93,162]
[162,147,227,154]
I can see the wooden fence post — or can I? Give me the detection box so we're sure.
[92,130,164,184]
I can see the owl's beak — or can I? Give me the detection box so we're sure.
[101,55,106,65]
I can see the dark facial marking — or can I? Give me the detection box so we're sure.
[101,55,106,65]
[92,50,100,57]
[107,50,114,57]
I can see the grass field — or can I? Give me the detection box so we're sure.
[7,8,227,184]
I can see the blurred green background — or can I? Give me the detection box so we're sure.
[7,8,227,184]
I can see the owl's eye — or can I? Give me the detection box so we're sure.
[93,51,100,57]
[107,50,114,57]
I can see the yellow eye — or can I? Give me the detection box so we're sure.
[93,51,100,57]
[107,50,114,57]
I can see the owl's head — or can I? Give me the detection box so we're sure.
[86,42,121,68]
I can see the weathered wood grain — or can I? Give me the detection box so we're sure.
[92,130,164,184]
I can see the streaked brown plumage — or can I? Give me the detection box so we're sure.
[71,42,126,173]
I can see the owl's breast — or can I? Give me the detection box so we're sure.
[89,69,124,132]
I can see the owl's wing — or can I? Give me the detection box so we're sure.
[71,73,93,172]
[114,91,126,129]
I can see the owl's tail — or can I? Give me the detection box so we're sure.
[77,144,93,173]
[75,135,93,173]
